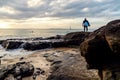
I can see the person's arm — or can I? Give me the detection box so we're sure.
[87,21,90,26]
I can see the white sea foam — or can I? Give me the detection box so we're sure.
[0,45,34,59]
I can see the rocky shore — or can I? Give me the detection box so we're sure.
[0,32,90,50]
[80,19,120,80]
[0,19,120,80]
[0,48,99,80]
[0,31,96,80]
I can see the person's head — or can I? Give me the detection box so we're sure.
[84,18,87,20]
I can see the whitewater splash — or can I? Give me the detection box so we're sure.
[0,45,34,59]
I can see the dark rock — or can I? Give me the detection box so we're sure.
[16,62,34,77]
[80,19,120,80]
[0,64,16,80]
[51,61,62,65]
[0,69,7,80]
[64,32,90,40]
[0,62,34,80]
[13,66,21,77]
[51,61,62,71]
[36,68,45,75]
[21,39,67,50]
[64,32,90,46]
[105,20,120,54]
[46,36,56,39]
[80,20,120,69]
[0,32,90,50]
[32,68,45,80]
[45,35,63,39]
[47,55,99,80]
[33,73,37,80]
[0,40,5,44]
[4,74,15,80]
[2,40,23,50]
[51,41,66,48]
[32,37,43,40]
[65,39,82,46]
[19,57,24,61]
[80,26,113,69]
[56,35,63,39]
[22,42,50,50]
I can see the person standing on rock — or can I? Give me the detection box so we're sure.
[82,18,90,32]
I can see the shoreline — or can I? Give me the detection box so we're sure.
[1,47,83,80]
[0,31,99,80]
[0,31,90,50]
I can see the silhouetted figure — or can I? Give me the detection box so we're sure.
[82,18,90,32]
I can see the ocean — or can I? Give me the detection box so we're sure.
[0,29,94,40]
[0,29,95,59]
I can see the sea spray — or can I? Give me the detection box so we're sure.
[0,45,34,59]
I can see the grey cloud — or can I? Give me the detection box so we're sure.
[0,0,120,20]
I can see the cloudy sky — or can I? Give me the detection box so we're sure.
[0,0,119,29]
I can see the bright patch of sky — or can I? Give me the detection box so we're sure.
[0,0,119,29]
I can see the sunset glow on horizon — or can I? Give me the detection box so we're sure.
[0,0,119,29]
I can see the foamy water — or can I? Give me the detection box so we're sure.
[0,29,95,58]
[0,45,34,59]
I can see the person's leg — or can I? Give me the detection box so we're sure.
[86,27,88,32]
[84,26,85,32]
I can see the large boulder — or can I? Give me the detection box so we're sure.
[80,26,113,69]
[105,20,120,54]
[80,20,120,80]
[80,20,120,69]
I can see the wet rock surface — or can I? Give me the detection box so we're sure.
[2,40,23,49]
[64,32,90,46]
[32,68,45,80]
[22,42,51,50]
[80,19,120,80]
[0,32,90,50]
[0,62,34,80]
[47,54,99,80]
[43,50,99,80]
